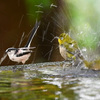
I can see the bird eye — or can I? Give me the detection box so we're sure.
[8,50,11,52]
[60,37,63,40]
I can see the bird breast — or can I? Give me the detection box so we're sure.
[59,45,67,60]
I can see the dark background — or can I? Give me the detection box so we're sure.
[0,0,70,65]
[0,0,100,66]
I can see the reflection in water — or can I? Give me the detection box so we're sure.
[0,70,100,100]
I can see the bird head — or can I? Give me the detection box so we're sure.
[5,48,18,56]
[58,33,74,45]
[6,48,16,53]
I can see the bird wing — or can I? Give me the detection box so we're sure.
[63,41,80,59]
[16,51,32,57]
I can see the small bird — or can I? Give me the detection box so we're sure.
[58,33,100,70]
[58,33,85,66]
[6,21,40,65]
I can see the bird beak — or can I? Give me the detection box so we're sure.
[5,49,8,53]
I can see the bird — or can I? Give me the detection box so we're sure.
[6,21,40,65]
[58,33,100,70]
[58,33,85,66]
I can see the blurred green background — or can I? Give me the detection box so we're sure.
[0,0,100,65]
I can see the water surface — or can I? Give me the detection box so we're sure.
[0,63,100,100]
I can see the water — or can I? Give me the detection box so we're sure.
[0,65,100,100]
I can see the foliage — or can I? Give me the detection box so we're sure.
[65,0,100,50]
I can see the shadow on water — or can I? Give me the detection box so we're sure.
[0,62,100,100]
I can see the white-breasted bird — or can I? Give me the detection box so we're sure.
[58,33,85,66]
[6,21,40,64]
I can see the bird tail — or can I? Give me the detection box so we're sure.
[25,21,40,48]
[78,51,92,68]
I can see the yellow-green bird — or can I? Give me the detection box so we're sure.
[58,33,100,70]
[58,33,85,65]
